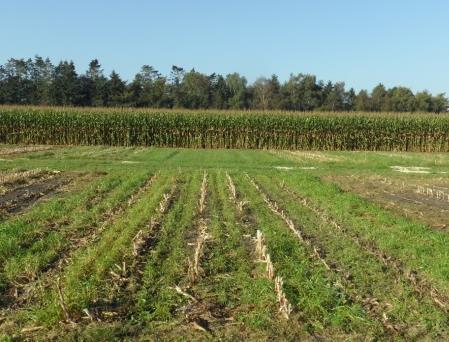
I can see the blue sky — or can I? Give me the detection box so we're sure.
[2,0,448,94]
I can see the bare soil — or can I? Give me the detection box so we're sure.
[0,174,70,217]
[324,174,449,231]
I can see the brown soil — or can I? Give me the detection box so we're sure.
[0,174,70,217]
[324,175,449,231]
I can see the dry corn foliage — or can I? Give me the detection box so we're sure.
[254,230,291,319]
[0,169,60,189]
[416,185,449,202]
[188,172,209,284]
[226,172,248,212]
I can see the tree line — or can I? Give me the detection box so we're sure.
[0,56,447,112]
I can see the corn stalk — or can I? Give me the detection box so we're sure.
[188,172,209,284]
[254,229,291,319]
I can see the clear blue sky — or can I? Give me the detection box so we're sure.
[2,0,448,94]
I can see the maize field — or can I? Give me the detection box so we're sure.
[1,106,449,151]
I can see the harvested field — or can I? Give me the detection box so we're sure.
[1,146,449,340]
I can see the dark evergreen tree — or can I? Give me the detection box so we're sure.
[50,61,80,105]
[0,58,34,104]
[344,88,356,111]
[104,70,126,106]
[169,65,185,108]
[31,56,54,105]
[84,59,107,106]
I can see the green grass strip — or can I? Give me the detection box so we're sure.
[32,172,173,324]
[0,172,117,267]
[134,171,201,323]
[279,171,449,299]
[1,169,152,286]
[201,171,308,339]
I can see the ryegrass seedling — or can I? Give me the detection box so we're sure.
[248,174,405,330]
[257,172,449,336]
[126,172,159,207]
[129,182,178,268]
[281,180,449,311]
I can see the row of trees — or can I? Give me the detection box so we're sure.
[0,56,447,112]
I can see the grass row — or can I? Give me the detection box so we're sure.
[138,171,308,339]
[29,172,174,325]
[278,171,449,302]
[190,171,293,339]
[1,170,152,290]
[0,173,110,262]
[134,172,200,325]
[0,173,118,291]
